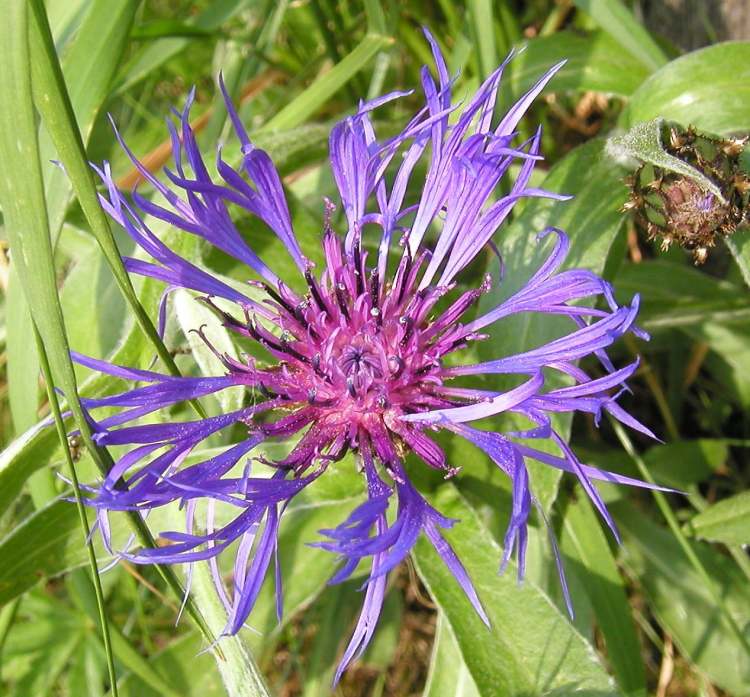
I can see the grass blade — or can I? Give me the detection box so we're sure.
[467,0,499,81]
[572,0,668,72]
[263,32,392,132]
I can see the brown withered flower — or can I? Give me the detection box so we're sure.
[624,123,749,263]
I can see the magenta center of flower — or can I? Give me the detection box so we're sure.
[209,231,490,471]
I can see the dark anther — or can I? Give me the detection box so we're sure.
[369,268,380,309]
[305,269,328,313]
[399,316,414,346]
[293,301,308,324]
[261,282,296,316]
[258,383,277,398]
[279,334,311,364]
[353,243,365,295]
[346,377,357,398]
[312,353,331,383]
[397,249,413,304]
[335,282,350,321]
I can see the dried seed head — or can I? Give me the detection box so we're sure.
[624,122,750,264]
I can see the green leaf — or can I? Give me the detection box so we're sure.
[686,491,750,546]
[607,119,725,201]
[298,582,362,697]
[642,440,728,489]
[423,614,480,697]
[614,259,750,331]
[725,226,750,289]
[614,502,750,696]
[571,0,668,72]
[503,30,651,102]
[38,0,139,240]
[0,500,91,606]
[117,633,226,697]
[27,0,191,394]
[0,0,89,452]
[413,486,619,696]
[68,569,183,697]
[263,33,392,132]
[478,138,630,509]
[622,42,750,134]
[166,514,273,697]
[560,496,646,696]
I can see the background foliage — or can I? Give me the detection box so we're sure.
[0,1,748,696]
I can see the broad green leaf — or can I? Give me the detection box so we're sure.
[478,138,630,509]
[423,614,480,697]
[686,491,750,546]
[44,0,89,48]
[59,229,127,360]
[614,502,750,696]
[622,42,750,134]
[263,33,393,132]
[503,30,650,102]
[0,500,93,607]
[642,440,728,489]
[571,0,668,72]
[413,486,619,696]
[560,496,646,696]
[614,260,750,331]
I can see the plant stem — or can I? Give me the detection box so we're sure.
[34,327,119,697]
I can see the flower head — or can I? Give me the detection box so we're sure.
[79,31,661,680]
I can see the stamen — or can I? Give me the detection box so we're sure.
[369,268,380,309]
[305,269,329,314]
[353,242,364,295]
[335,282,351,321]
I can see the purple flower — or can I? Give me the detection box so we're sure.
[79,31,662,681]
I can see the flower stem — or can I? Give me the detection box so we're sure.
[34,327,119,697]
